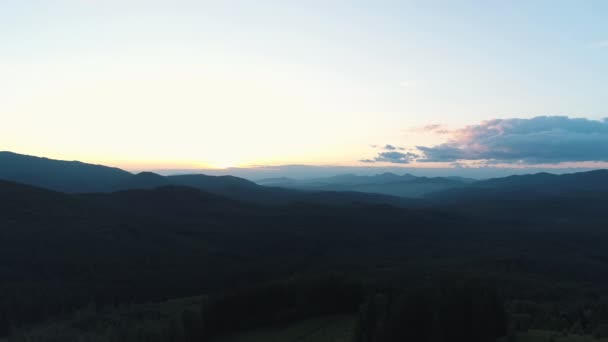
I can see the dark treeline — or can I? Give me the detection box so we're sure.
[185,273,364,341]
[8,274,510,342]
[199,273,363,337]
[354,283,507,342]
[7,273,365,342]
[174,277,509,342]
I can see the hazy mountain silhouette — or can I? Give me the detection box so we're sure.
[254,177,298,187]
[428,169,608,202]
[4,151,608,206]
[0,152,416,207]
[0,151,131,192]
[475,169,608,192]
[257,172,468,198]
[258,172,418,187]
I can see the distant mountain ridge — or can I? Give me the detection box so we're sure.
[0,151,416,207]
[256,172,470,198]
[0,151,132,193]
[475,169,608,192]
[3,151,608,203]
[426,169,608,202]
[0,151,264,192]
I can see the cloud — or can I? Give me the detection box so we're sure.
[416,116,608,164]
[361,151,419,164]
[384,144,404,151]
[370,144,406,151]
[408,124,452,135]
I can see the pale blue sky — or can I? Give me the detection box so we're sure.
[1,1,607,170]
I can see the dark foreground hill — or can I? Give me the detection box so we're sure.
[5,152,608,340]
[0,180,453,336]
[4,179,608,339]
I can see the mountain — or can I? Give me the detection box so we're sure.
[445,176,477,184]
[255,177,299,187]
[0,152,276,201]
[256,172,469,198]
[168,174,259,190]
[5,175,608,339]
[475,169,608,192]
[0,151,131,192]
[0,179,90,219]
[0,179,460,335]
[81,185,256,220]
[113,171,169,190]
[0,152,417,207]
[428,169,608,202]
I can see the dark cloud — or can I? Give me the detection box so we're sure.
[416,116,608,164]
[370,144,406,151]
[361,151,419,164]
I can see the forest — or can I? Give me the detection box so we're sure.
[2,154,608,341]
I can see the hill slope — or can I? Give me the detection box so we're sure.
[0,152,417,206]
[0,151,131,192]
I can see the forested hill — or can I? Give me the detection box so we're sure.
[0,151,416,206]
[4,178,608,339]
[0,151,131,193]
[0,179,459,336]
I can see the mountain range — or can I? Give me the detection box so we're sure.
[256,173,477,198]
[0,151,416,207]
[3,151,608,204]
[4,150,608,338]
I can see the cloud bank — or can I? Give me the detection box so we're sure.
[382,144,405,151]
[361,151,419,164]
[416,116,608,164]
[363,116,608,165]
[362,144,413,163]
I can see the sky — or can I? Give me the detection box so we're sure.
[1,0,607,174]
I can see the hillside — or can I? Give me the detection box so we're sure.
[427,169,608,202]
[0,151,131,193]
[0,152,416,206]
[4,179,608,339]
